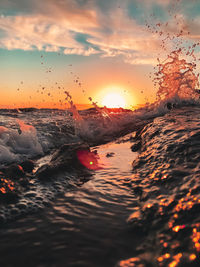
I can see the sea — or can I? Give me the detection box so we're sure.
[0,51,200,267]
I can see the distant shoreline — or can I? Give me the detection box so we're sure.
[0,106,133,113]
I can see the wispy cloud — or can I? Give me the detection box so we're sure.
[0,0,197,65]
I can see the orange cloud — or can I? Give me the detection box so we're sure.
[0,0,189,65]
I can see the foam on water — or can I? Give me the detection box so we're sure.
[0,172,76,223]
[0,120,43,165]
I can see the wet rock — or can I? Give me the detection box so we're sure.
[3,164,25,179]
[0,176,19,204]
[36,165,55,181]
[133,186,143,196]
[106,152,115,157]
[51,142,89,164]
[36,142,92,180]
[21,160,35,173]
[18,177,29,188]
[166,102,173,110]
[131,141,141,152]
[0,191,19,204]
[129,107,200,265]
[0,167,31,204]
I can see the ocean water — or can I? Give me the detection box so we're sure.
[0,103,200,267]
[1,50,200,266]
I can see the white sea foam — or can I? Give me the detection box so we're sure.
[0,121,43,165]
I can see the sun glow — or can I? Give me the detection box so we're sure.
[101,92,126,108]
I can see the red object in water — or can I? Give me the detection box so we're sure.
[77,150,101,170]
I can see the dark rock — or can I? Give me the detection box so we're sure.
[3,164,25,179]
[21,160,35,173]
[36,165,55,181]
[0,176,19,203]
[106,152,115,157]
[0,191,19,204]
[131,141,141,152]
[166,102,172,110]
[0,170,30,203]
[133,186,143,196]
[51,142,89,164]
[36,142,93,180]
[18,177,29,188]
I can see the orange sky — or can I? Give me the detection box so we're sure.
[0,50,155,109]
[1,0,199,109]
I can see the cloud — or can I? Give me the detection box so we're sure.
[0,13,93,51]
[63,47,98,56]
[0,0,195,65]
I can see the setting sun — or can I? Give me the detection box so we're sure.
[101,93,126,108]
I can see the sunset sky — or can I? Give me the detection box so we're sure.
[0,0,200,109]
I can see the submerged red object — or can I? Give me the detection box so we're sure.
[76,150,101,170]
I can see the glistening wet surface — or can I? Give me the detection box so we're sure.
[0,140,139,267]
[1,107,200,267]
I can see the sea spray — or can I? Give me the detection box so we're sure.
[88,96,110,119]
[154,49,200,106]
[15,119,43,156]
[64,90,124,143]
[64,90,101,142]
[64,90,86,138]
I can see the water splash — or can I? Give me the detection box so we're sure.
[154,49,200,105]
[64,90,88,138]
[88,96,110,119]
[142,0,200,109]
[64,91,83,122]
[63,90,123,143]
